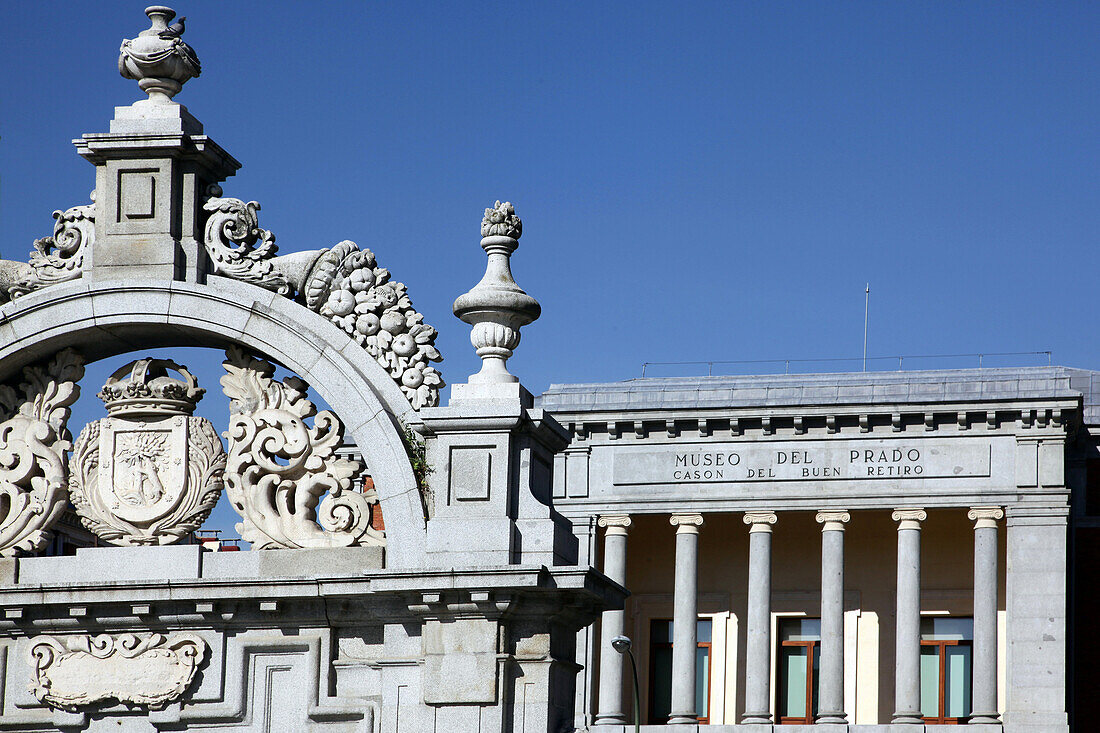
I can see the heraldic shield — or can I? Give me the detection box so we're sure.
[69,359,226,545]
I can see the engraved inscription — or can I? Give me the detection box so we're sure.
[613,440,992,485]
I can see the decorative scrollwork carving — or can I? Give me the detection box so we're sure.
[220,346,384,549]
[202,197,291,295]
[2,202,95,301]
[29,632,206,710]
[0,349,84,556]
[302,241,444,409]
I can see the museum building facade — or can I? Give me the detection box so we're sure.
[536,366,1091,731]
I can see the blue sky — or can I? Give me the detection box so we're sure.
[2,3,1099,533]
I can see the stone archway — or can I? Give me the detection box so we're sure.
[0,277,428,568]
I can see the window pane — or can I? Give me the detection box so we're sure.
[779,617,821,642]
[652,619,673,644]
[697,618,712,643]
[780,646,808,718]
[920,617,973,641]
[920,646,940,718]
[695,645,710,718]
[651,645,673,722]
[945,645,972,719]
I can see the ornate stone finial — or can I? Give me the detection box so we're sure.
[70,358,225,547]
[453,201,541,384]
[118,6,201,103]
[97,358,204,419]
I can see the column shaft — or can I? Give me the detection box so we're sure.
[969,507,1003,724]
[816,511,850,723]
[594,515,630,726]
[742,511,777,724]
[892,508,926,725]
[668,513,704,725]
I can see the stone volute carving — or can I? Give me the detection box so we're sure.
[201,193,444,409]
[0,350,84,556]
[29,632,206,710]
[69,359,226,546]
[118,6,201,103]
[453,201,541,383]
[220,346,385,549]
[0,199,95,302]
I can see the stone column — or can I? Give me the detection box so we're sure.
[968,507,1003,725]
[668,513,705,725]
[815,510,850,724]
[891,508,927,725]
[594,515,631,726]
[742,511,778,725]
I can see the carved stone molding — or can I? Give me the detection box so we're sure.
[29,632,206,710]
[69,359,225,546]
[220,347,385,549]
[0,349,84,556]
[0,201,95,302]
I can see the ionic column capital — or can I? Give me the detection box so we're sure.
[968,506,1004,529]
[816,510,851,531]
[892,508,927,530]
[743,511,778,533]
[598,514,632,535]
[670,513,705,534]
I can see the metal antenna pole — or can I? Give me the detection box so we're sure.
[862,283,870,372]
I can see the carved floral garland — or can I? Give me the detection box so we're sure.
[0,350,84,556]
[220,346,384,549]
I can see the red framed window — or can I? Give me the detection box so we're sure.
[920,617,973,724]
[647,618,712,723]
[776,617,820,724]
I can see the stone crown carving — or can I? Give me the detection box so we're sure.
[201,195,444,409]
[97,358,205,418]
[118,6,201,103]
[0,200,95,302]
[29,632,206,710]
[220,347,384,549]
[453,201,541,384]
[0,350,84,556]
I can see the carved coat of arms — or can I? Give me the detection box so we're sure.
[69,359,225,545]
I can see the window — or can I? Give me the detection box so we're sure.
[648,618,712,723]
[920,617,973,724]
[777,617,820,724]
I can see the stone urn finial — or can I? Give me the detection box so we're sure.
[453,201,541,384]
[118,6,201,103]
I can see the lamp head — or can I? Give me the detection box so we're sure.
[611,635,632,654]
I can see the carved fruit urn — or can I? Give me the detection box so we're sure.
[453,201,541,383]
[118,6,201,102]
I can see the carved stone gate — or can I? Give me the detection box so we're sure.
[0,8,619,732]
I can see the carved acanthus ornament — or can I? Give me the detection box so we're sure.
[69,359,226,546]
[0,350,84,557]
[0,201,95,302]
[200,194,444,409]
[220,347,384,549]
[29,633,206,710]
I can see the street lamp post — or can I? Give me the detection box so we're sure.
[611,635,641,733]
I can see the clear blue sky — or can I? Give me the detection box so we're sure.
[3,2,1099,534]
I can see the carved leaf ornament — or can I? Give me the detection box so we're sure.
[201,196,444,410]
[29,633,206,710]
[1,202,95,302]
[0,350,84,556]
[220,346,384,549]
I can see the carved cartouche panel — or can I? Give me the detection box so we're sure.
[69,359,225,545]
[0,349,84,556]
[29,633,206,710]
[220,346,384,549]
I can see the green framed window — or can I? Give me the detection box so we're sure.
[647,618,712,723]
[777,617,820,724]
[920,616,973,724]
